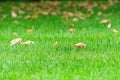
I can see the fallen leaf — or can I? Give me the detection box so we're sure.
[1,14,7,20]
[72,18,78,22]
[21,40,34,45]
[69,24,74,28]
[97,12,102,16]
[63,15,68,21]
[24,15,31,19]
[74,43,86,48]
[10,38,22,46]
[13,20,19,24]
[101,19,110,24]
[31,15,38,19]
[55,41,59,47]
[69,28,75,32]
[107,23,112,29]
[79,16,85,20]
[27,29,33,33]
[12,32,18,36]
[11,11,17,18]
[113,29,119,33]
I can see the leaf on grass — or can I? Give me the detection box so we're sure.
[69,24,74,28]
[107,23,112,29]
[21,40,34,45]
[55,41,59,47]
[24,15,31,19]
[31,15,38,19]
[69,28,75,32]
[69,24,75,32]
[113,29,119,33]
[101,19,110,24]
[13,20,19,24]
[74,43,86,48]
[11,11,17,18]
[79,16,86,20]
[10,38,22,46]
[27,29,33,33]
[97,12,102,16]
[1,14,7,20]
[63,15,69,21]
[12,32,18,36]
[72,18,78,22]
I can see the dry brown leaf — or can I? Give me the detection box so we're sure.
[107,23,112,29]
[69,24,74,28]
[55,41,59,47]
[74,43,86,48]
[78,2,92,10]
[21,40,34,45]
[101,19,110,24]
[11,11,17,18]
[27,29,33,33]
[113,29,119,33]
[10,38,22,46]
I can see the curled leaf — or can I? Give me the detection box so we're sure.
[21,40,34,45]
[10,38,22,46]
[74,43,86,48]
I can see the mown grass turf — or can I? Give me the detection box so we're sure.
[0,1,120,80]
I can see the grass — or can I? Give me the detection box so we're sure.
[0,1,120,80]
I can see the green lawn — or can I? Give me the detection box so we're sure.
[0,1,120,80]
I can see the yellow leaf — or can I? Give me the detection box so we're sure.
[55,41,59,47]
[27,29,33,33]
